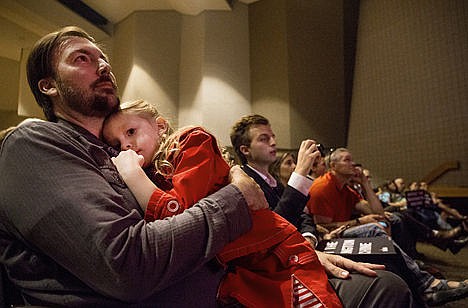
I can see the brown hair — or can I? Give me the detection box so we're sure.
[111,99,178,175]
[269,152,295,184]
[229,114,269,165]
[26,26,96,121]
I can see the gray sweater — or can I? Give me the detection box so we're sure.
[0,119,251,307]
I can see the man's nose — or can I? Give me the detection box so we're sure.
[97,59,112,76]
[270,136,276,146]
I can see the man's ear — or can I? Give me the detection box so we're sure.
[239,144,249,156]
[38,78,57,96]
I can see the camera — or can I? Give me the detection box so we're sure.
[316,143,326,157]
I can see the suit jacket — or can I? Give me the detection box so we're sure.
[241,164,316,235]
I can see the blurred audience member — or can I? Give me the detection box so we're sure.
[269,152,297,188]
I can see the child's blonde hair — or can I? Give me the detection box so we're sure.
[118,99,230,177]
[118,99,199,177]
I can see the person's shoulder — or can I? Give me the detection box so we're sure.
[5,119,50,139]
[240,164,257,178]
[1,120,64,156]
[5,119,84,149]
[13,118,45,129]
[179,126,212,137]
[311,173,330,186]
[177,126,217,145]
[16,118,67,132]
[310,173,334,194]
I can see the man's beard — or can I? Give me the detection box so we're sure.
[56,77,119,118]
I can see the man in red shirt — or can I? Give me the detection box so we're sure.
[308,148,386,228]
[307,147,468,306]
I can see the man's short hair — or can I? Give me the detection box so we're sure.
[328,147,349,167]
[26,26,96,121]
[230,114,269,165]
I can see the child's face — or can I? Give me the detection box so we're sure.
[103,112,166,168]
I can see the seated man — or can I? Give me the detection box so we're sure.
[307,147,468,306]
[1,27,413,308]
[230,114,319,242]
[0,26,267,307]
[230,114,416,307]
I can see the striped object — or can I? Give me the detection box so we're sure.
[293,277,324,308]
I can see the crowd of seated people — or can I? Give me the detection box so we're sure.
[376,177,468,254]
[2,25,467,307]
[3,109,468,307]
[416,181,467,228]
[267,144,468,307]
[269,152,347,241]
[3,108,468,307]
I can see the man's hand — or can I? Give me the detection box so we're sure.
[316,250,385,279]
[351,165,368,185]
[359,213,386,224]
[295,139,321,176]
[322,225,348,240]
[229,165,268,211]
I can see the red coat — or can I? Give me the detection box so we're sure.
[145,127,342,307]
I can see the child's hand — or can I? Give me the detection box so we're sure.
[111,150,145,179]
[111,150,156,211]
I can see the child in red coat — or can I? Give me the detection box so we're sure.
[103,99,341,307]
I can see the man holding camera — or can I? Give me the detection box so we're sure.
[229,114,418,307]
[230,114,320,236]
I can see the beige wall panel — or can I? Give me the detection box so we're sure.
[250,0,345,149]
[179,2,251,146]
[349,0,468,187]
[0,57,19,113]
[250,0,291,147]
[113,11,181,127]
[286,0,345,148]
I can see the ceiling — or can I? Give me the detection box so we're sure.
[0,0,259,61]
[82,0,260,23]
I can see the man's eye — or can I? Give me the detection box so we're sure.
[75,55,89,62]
[127,128,135,136]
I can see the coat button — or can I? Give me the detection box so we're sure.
[289,255,299,264]
[167,200,180,212]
